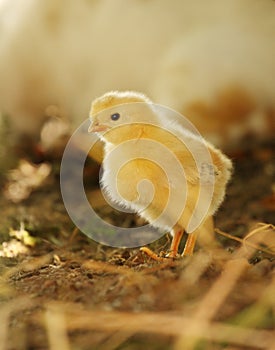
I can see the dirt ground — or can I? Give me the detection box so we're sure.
[0,130,274,349]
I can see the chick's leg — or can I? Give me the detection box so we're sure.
[166,228,184,258]
[183,216,216,256]
[182,233,197,256]
[197,215,218,249]
[140,228,184,261]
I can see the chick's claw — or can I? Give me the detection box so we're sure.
[165,250,181,259]
[140,247,166,262]
[139,247,162,262]
[140,246,180,262]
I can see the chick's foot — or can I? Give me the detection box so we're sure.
[140,246,178,262]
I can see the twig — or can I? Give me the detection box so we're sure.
[215,227,275,256]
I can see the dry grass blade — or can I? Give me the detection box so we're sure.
[194,257,249,320]
[175,258,250,350]
[56,306,275,349]
[2,298,273,349]
[180,250,213,285]
[243,223,275,254]
[229,277,275,329]
[175,224,275,350]
[45,305,71,350]
[215,223,275,256]
[96,330,134,350]
[0,297,34,350]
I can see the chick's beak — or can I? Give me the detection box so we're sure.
[88,122,110,133]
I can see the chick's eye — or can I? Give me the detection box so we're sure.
[110,113,120,121]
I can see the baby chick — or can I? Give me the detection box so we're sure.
[88,91,232,259]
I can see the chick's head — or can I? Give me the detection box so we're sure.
[88,91,158,144]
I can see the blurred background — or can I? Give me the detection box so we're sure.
[0,0,274,154]
[0,3,274,349]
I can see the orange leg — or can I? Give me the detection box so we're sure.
[182,233,197,256]
[140,230,197,261]
[140,227,186,261]
[166,229,184,258]
[140,228,184,261]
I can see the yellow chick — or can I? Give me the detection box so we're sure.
[88,91,232,259]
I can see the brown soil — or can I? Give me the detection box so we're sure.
[0,135,274,350]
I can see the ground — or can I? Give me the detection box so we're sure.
[0,128,274,350]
